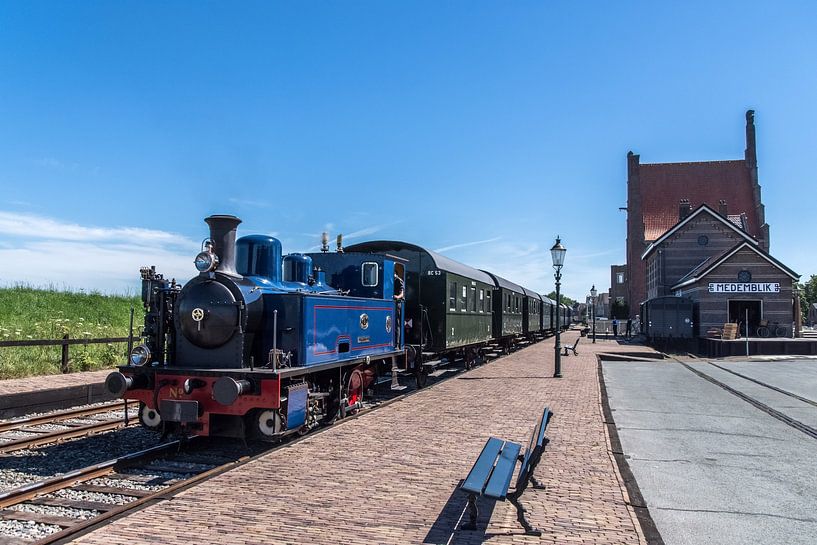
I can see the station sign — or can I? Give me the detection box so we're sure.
[708,282,780,293]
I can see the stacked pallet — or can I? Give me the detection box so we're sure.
[722,323,739,340]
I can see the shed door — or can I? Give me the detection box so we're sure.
[728,300,761,335]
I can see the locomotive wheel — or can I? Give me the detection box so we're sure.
[464,348,478,370]
[138,402,162,431]
[415,369,428,389]
[255,409,283,438]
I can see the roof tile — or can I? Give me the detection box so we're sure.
[639,160,760,241]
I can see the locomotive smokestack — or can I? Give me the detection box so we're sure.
[205,215,242,277]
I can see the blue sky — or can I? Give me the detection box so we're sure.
[1,1,816,298]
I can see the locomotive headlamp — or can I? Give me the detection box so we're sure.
[129,344,151,366]
[194,250,219,273]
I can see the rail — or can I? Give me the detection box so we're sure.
[0,334,134,373]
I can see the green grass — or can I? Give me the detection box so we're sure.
[0,286,143,379]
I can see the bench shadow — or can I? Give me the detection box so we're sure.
[423,481,499,545]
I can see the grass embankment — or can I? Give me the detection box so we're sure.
[0,286,142,379]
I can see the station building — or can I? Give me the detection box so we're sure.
[641,202,799,336]
[613,110,769,318]
[610,110,802,340]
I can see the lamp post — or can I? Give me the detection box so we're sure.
[551,236,566,378]
[590,284,597,343]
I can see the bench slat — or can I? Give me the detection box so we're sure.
[515,406,553,491]
[484,441,522,500]
[461,437,504,494]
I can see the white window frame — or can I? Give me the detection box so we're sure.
[362,262,379,287]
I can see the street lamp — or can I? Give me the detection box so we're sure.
[590,284,597,344]
[551,236,566,378]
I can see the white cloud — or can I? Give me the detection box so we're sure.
[228,197,269,208]
[437,238,613,301]
[434,237,502,253]
[0,211,197,293]
[344,221,402,240]
[299,221,402,252]
[0,211,196,247]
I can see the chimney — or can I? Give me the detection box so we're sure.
[679,199,691,220]
[745,109,757,169]
[204,215,242,277]
[718,200,728,216]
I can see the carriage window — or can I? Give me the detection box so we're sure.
[486,291,492,312]
[362,262,379,287]
[461,285,467,311]
[449,282,457,311]
[479,289,484,312]
[471,287,477,311]
[506,294,511,310]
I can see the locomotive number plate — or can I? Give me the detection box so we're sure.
[159,400,199,423]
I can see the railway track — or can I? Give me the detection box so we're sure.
[0,439,254,545]
[674,357,817,441]
[0,335,548,544]
[0,402,138,454]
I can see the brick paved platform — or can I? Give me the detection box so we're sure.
[0,369,114,418]
[73,335,652,545]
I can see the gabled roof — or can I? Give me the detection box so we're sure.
[671,242,799,290]
[637,160,760,242]
[641,203,758,260]
[674,256,715,286]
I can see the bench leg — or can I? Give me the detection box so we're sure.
[509,494,542,536]
[460,493,478,531]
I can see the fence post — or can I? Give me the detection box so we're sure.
[61,334,70,373]
[127,306,135,357]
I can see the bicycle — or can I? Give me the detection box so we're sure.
[757,321,788,338]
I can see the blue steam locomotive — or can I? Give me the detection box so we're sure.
[106,215,406,439]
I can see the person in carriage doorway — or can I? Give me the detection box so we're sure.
[626,318,632,339]
[393,266,405,347]
[612,317,619,338]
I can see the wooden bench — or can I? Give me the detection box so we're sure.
[562,337,580,356]
[460,406,553,536]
